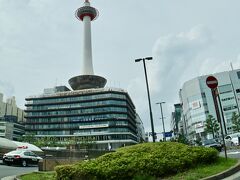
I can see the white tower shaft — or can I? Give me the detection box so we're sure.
[69,0,107,90]
[82,15,94,75]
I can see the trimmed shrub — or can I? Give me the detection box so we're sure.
[55,165,76,180]
[55,142,218,180]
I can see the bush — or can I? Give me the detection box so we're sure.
[55,142,218,180]
[55,165,77,180]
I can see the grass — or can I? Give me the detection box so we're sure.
[163,157,238,180]
[19,157,237,180]
[20,172,55,180]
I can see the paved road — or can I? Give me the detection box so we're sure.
[220,149,240,159]
[0,160,38,179]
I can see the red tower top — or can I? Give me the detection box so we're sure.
[75,0,99,21]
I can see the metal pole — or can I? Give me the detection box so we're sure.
[142,60,155,142]
[159,103,166,141]
[211,89,227,159]
[216,89,227,135]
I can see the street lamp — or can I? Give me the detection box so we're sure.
[135,57,155,142]
[156,102,166,141]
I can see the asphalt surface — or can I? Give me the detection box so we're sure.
[220,149,240,159]
[0,160,38,179]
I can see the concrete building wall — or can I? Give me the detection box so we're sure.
[180,69,240,141]
[136,113,145,142]
[171,104,182,137]
[0,93,25,122]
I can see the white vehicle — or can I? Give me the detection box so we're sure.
[225,133,240,146]
[3,150,42,167]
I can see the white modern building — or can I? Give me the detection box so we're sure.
[179,69,240,141]
[0,92,25,140]
[0,93,25,122]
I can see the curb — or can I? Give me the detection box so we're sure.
[1,170,38,180]
[201,160,240,180]
[15,170,38,180]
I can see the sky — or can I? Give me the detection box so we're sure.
[1,0,240,134]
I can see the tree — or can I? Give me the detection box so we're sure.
[177,134,189,145]
[19,133,36,144]
[204,115,220,139]
[232,112,240,132]
[195,136,202,146]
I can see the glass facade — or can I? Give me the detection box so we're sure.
[25,88,139,149]
[180,69,240,141]
[171,104,183,136]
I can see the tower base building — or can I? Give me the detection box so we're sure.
[25,86,142,150]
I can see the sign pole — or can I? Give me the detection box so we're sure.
[216,90,228,134]
[206,76,227,160]
[211,88,227,159]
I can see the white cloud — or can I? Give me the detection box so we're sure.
[150,25,212,101]
[130,25,240,132]
[127,77,148,114]
[0,80,15,98]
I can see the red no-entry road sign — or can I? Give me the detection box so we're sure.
[206,76,218,89]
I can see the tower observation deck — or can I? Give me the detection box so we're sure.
[69,0,107,90]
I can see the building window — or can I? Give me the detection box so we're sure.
[222,97,234,101]
[0,129,5,133]
[218,84,232,94]
[237,71,240,79]
[223,105,238,111]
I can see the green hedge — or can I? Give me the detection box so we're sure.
[55,142,218,180]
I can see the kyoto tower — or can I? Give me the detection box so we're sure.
[69,0,107,90]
